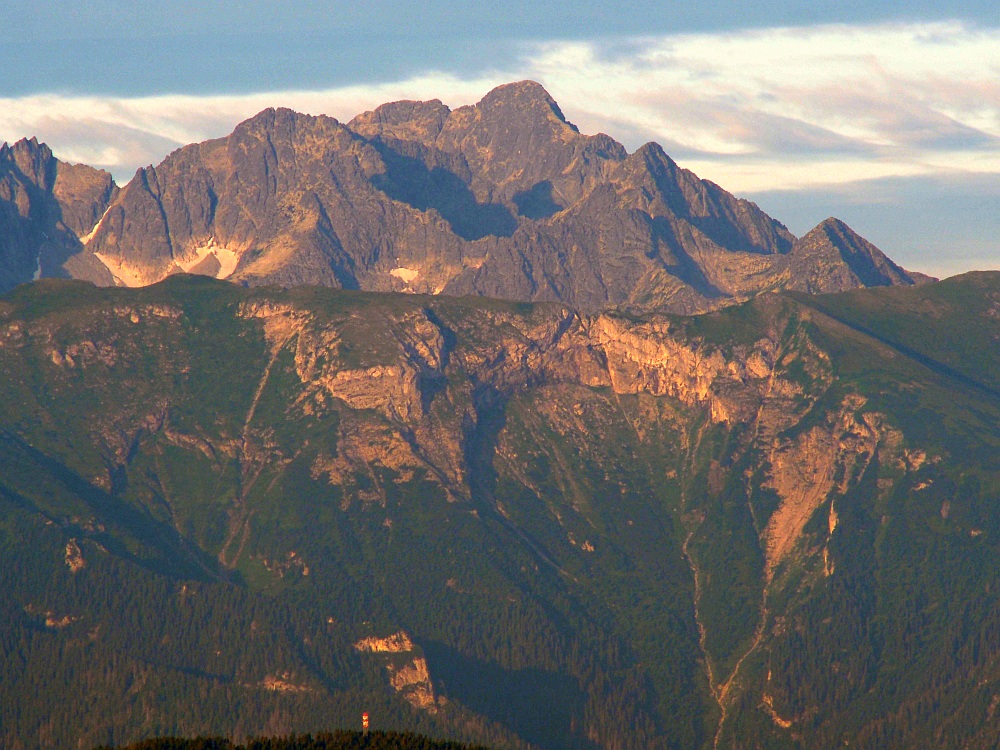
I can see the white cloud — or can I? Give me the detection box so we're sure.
[531,22,1000,190]
[2,21,999,195]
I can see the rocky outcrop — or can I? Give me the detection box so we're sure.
[586,314,776,422]
[64,539,85,573]
[249,292,897,584]
[762,395,880,577]
[255,297,779,427]
[4,83,924,310]
[260,673,311,692]
[355,631,439,712]
[231,292,812,528]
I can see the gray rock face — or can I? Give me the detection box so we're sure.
[4,82,928,308]
[0,138,117,291]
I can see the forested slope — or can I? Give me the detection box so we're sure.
[1,273,998,749]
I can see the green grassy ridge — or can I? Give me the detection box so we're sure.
[790,271,1000,395]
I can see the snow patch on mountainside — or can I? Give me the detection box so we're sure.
[390,267,419,284]
[179,239,240,279]
[79,205,114,246]
[93,238,240,287]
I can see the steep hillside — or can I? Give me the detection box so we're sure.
[2,83,923,311]
[0,273,998,749]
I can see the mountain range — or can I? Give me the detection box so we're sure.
[0,82,928,313]
[3,81,993,750]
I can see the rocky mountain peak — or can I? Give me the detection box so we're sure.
[235,106,327,139]
[813,216,851,233]
[1,137,57,192]
[632,140,672,164]
[475,79,578,130]
[806,217,874,252]
[0,138,119,290]
[617,141,795,258]
[51,162,118,238]
[807,216,914,284]
[785,216,923,293]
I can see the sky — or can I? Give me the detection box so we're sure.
[2,1,999,277]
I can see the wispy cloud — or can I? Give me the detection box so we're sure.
[2,21,999,195]
[532,22,1000,190]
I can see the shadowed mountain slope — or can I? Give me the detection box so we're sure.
[0,138,117,290]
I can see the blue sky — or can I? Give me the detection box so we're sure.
[3,1,999,276]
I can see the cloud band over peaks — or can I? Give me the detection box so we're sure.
[2,21,998,195]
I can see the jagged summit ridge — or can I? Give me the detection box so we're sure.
[0,81,928,309]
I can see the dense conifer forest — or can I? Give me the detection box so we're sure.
[96,731,488,749]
